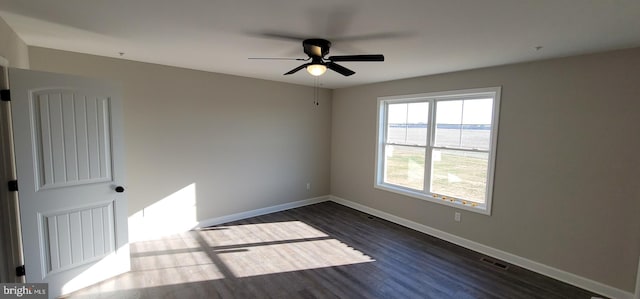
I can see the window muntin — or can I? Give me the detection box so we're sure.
[430,148,488,203]
[376,87,500,214]
[434,99,493,150]
[384,145,426,190]
[386,102,429,146]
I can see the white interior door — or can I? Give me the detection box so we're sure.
[9,68,129,298]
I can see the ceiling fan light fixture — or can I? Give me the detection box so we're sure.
[306,64,327,76]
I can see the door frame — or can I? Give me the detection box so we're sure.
[0,59,25,283]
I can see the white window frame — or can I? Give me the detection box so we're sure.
[375,87,501,215]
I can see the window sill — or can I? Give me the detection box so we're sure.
[374,183,491,215]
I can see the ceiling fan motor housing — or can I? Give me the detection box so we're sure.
[303,39,332,57]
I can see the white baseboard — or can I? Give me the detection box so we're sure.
[329,195,634,299]
[195,195,330,228]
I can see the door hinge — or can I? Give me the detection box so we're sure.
[0,89,9,102]
[16,265,25,277]
[8,180,18,192]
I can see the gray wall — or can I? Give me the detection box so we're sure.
[331,48,640,292]
[29,47,332,239]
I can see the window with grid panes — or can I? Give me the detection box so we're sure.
[375,87,500,214]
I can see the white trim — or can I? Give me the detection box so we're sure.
[195,195,330,228]
[0,64,25,283]
[378,87,502,102]
[374,97,385,197]
[329,195,634,299]
[374,183,488,214]
[485,86,500,215]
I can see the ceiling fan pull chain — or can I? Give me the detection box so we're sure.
[314,77,319,106]
[313,77,322,107]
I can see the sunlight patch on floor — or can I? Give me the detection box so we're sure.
[198,221,329,247]
[64,219,374,297]
[218,238,374,278]
[197,220,374,278]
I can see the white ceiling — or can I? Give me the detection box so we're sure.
[1,0,639,89]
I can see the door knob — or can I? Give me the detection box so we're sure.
[115,186,125,193]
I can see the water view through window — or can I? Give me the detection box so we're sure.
[377,88,500,213]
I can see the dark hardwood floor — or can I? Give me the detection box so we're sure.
[65,201,603,298]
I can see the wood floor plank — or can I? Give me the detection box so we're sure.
[63,201,603,298]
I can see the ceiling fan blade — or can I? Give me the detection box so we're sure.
[248,57,308,61]
[284,64,310,75]
[326,62,355,76]
[248,31,309,42]
[331,32,415,42]
[328,54,385,62]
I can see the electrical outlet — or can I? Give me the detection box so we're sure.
[306,183,311,190]
[454,212,461,222]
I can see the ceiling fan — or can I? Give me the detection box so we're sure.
[250,38,384,77]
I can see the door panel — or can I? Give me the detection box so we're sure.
[41,200,115,276]
[32,91,112,190]
[10,68,129,298]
